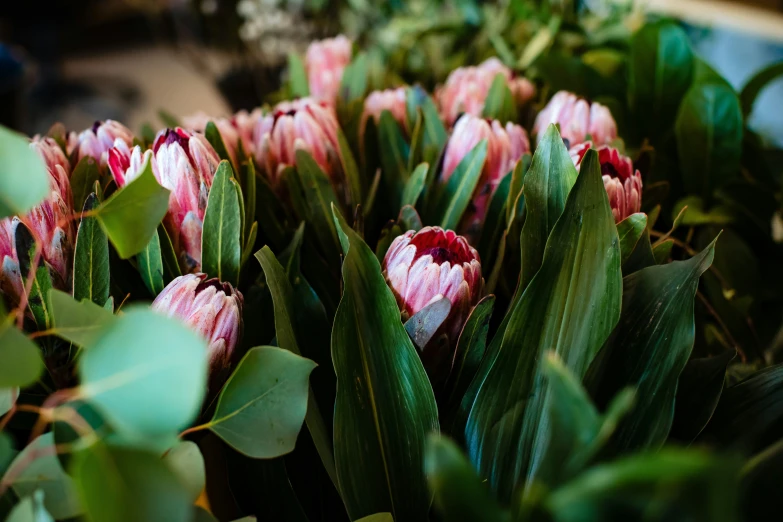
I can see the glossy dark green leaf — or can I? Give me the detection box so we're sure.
[407,111,424,173]
[0,125,50,219]
[202,161,241,286]
[675,83,743,198]
[401,163,428,209]
[288,52,309,98]
[15,222,54,330]
[95,157,170,259]
[50,289,115,347]
[208,346,315,458]
[70,157,101,213]
[477,173,511,264]
[424,435,507,522]
[0,316,44,388]
[739,60,783,117]
[431,140,488,231]
[404,297,451,351]
[338,128,363,210]
[331,207,439,522]
[136,228,164,296]
[585,239,717,453]
[73,193,110,305]
[378,110,411,204]
[622,228,656,274]
[293,150,341,264]
[466,150,621,501]
[482,73,517,123]
[617,213,647,266]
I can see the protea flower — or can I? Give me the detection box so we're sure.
[182,109,260,164]
[533,91,617,147]
[252,97,341,185]
[68,120,135,165]
[569,141,642,223]
[362,87,408,131]
[30,136,70,178]
[108,127,220,271]
[436,57,536,127]
[441,114,530,230]
[305,35,352,104]
[151,273,243,373]
[383,226,483,378]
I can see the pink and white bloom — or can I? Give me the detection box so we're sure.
[151,273,243,372]
[533,91,617,147]
[362,87,408,130]
[69,120,135,165]
[442,114,530,226]
[570,141,642,223]
[182,109,261,164]
[108,127,220,271]
[253,98,341,185]
[305,35,352,104]
[436,57,536,127]
[30,136,70,178]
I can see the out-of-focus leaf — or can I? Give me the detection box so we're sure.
[340,52,367,103]
[739,60,783,117]
[0,317,44,388]
[617,213,647,266]
[205,121,233,167]
[202,161,242,286]
[404,297,451,351]
[136,228,164,296]
[0,388,16,417]
[406,86,447,153]
[741,437,783,521]
[73,193,110,305]
[430,140,488,231]
[70,157,101,212]
[672,196,736,226]
[401,163,428,209]
[482,73,517,123]
[50,289,115,347]
[288,52,309,98]
[158,110,180,128]
[330,208,439,522]
[5,491,54,522]
[0,125,50,219]
[163,440,205,502]
[652,239,674,264]
[355,515,393,522]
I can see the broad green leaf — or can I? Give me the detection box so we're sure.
[205,121,233,166]
[202,161,241,286]
[424,435,507,522]
[339,52,367,103]
[292,150,341,264]
[0,388,16,416]
[52,400,110,472]
[622,228,656,274]
[73,193,110,305]
[50,289,115,347]
[466,150,621,501]
[482,73,517,123]
[338,128,363,210]
[136,228,164,296]
[0,125,50,219]
[585,239,717,453]
[331,207,439,522]
[163,440,205,502]
[617,213,647,266]
[288,52,309,97]
[740,60,783,117]
[378,110,411,205]
[71,443,192,522]
[70,157,101,212]
[208,346,315,458]
[6,433,82,519]
[629,21,694,138]
[404,297,451,351]
[431,140,488,230]
[401,163,428,209]
[78,307,207,439]
[157,224,182,281]
[0,317,43,388]
[6,491,54,522]
[477,172,511,264]
[15,222,54,330]
[675,83,743,198]
[95,157,170,259]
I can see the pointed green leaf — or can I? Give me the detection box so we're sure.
[339,52,367,103]
[477,172,511,264]
[622,227,656,274]
[0,125,50,219]
[157,224,182,281]
[288,52,309,97]
[255,172,290,249]
[50,289,116,347]
[0,316,44,388]
[205,121,233,166]
[202,161,241,286]
[73,193,110,305]
[292,150,341,263]
[15,222,54,330]
[617,213,647,266]
[401,163,428,209]
[431,139,488,230]
[652,239,674,264]
[482,73,517,123]
[338,128,363,209]
[136,228,164,296]
[378,110,411,204]
[406,86,448,153]
[70,156,101,213]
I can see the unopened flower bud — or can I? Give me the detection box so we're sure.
[69,120,135,165]
[182,109,261,164]
[30,136,70,178]
[534,91,617,147]
[305,35,352,104]
[362,87,408,130]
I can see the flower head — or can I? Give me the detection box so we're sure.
[436,57,536,127]
[69,120,135,165]
[306,35,352,104]
[30,136,70,179]
[182,109,261,164]
[252,97,341,184]
[442,114,530,227]
[533,91,617,147]
[362,87,408,130]
[570,141,642,223]
[151,273,243,372]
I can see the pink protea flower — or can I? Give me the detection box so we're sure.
[151,273,243,373]
[182,109,261,164]
[436,57,536,127]
[441,114,530,228]
[305,35,352,103]
[570,141,642,223]
[69,120,135,165]
[108,128,220,271]
[362,87,408,130]
[30,136,70,178]
[533,91,617,147]
[252,98,341,185]
[383,226,483,378]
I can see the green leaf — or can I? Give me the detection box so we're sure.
[136,228,164,296]
[0,125,50,219]
[617,213,647,266]
[241,161,257,244]
[202,161,242,286]
[585,239,717,453]
[288,52,309,97]
[158,110,181,128]
[339,52,367,103]
[740,60,783,117]
[482,73,517,123]
[70,157,101,212]
[404,297,451,351]
[338,128,363,210]
[355,515,394,522]
[431,139,488,230]
[672,196,736,226]
[205,122,233,167]
[78,307,207,440]
[378,109,411,205]
[407,111,424,172]
[675,83,744,198]
[72,443,192,522]
[6,433,82,519]
[466,150,621,501]
[652,239,673,264]
[401,163,428,209]
[14,222,54,330]
[406,86,448,153]
[73,193,110,305]
[477,172,511,264]
[5,491,54,522]
[331,207,439,522]
[95,156,170,259]
[207,346,315,458]
[0,388,16,417]
[629,21,694,138]
[622,228,656,274]
[254,172,290,250]
[163,440,205,502]
[50,289,116,347]
[292,150,341,263]
[157,224,182,281]
[424,435,507,522]
[0,317,44,388]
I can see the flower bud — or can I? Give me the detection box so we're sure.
[362,87,408,130]
[533,91,617,147]
[151,273,243,372]
[252,98,341,185]
[69,120,135,165]
[305,35,352,104]
[182,109,261,164]
[569,141,642,223]
[30,136,70,178]
[442,114,530,228]
[436,57,536,127]
[383,226,483,377]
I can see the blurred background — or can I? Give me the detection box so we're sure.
[1,0,782,142]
